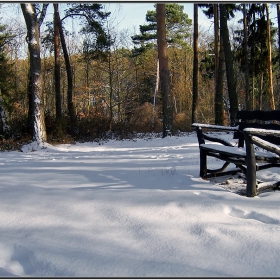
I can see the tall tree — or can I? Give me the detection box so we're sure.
[132,3,192,55]
[243,4,250,110]
[199,4,225,125]
[215,31,225,125]
[57,12,76,126]
[53,3,62,123]
[220,4,238,125]
[21,3,48,143]
[213,4,225,125]
[192,4,198,124]
[265,3,275,110]
[213,4,219,93]
[157,4,173,137]
[132,4,191,132]
[58,4,111,127]
[277,4,280,70]
[235,4,277,110]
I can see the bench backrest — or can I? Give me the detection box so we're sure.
[235,110,280,147]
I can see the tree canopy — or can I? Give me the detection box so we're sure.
[132,3,192,56]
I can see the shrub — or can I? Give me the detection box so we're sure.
[172,112,192,133]
[130,102,162,132]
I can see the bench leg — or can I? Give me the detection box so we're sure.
[246,162,257,197]
[245,135,257,197]
[200,149,207,178]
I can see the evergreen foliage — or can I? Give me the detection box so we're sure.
[131,3,192,56]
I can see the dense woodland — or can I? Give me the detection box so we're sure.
[0,3,280,149]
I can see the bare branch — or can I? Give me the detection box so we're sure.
[38,3,49,27]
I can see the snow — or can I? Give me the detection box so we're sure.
[1,132,280,277]
[29,36,38,46]
[24,3,34,15]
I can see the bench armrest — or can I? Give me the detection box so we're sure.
[251,136,280,156]
[192,123,239,131]
[192,123,237,146]
[243,128,280,137]
[243,128,280,157]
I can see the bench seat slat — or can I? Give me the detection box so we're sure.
[200,144,246,157]
[200,143,280,160]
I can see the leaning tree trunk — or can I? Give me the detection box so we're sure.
[21,4,47,143]
[156,4,173,137]
[57,10,76,126]
[192,3,199,124]
[54,3,62,123]
[220,4,238,126]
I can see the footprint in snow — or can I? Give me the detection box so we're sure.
[0,244,24,276]
[224,206,280,225]
[0,244,72,276]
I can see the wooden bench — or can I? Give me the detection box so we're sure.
[192,110,280,197]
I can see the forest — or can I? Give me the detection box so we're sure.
[0,3,280,149]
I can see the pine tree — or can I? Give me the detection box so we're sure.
[192,4,198,124]
[132,3,192,56]
[157,4,173,137]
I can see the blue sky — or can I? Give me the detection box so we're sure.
[1,3,277,35]
[1,3,210,33]
[103,2,278,34]
[103,3,210,32]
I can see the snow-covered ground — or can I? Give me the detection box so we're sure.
[1,132,280,277]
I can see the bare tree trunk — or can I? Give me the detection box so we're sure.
[54,3,62,123]
[192,4,198,124]
[265,3,275,110]
[21,3,47,143]
[108,51,113,131]
[220,4,238,125]
[57,11,76,125]
[0,89,10,133]
[243,4,250,110]
[252,8,256,110]
[27,70,33,132]
[277,4,280,70]
[152,59,159,126]
[259,73,264,110]
[157,4,173,137]
[214,4,219,86]
[214,4,225,125]
[215,33,225,125]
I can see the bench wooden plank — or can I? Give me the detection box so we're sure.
[192,123,239,131]
[200,144,246,157]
